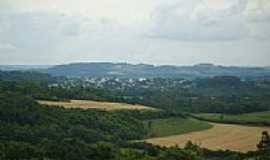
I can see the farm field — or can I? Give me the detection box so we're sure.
[144,118,212,138]
[38,100,157,111]
[144,122,270,152]
[194,111,270,125]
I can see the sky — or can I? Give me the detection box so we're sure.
[0,0,270,66]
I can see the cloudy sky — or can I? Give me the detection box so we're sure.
[0,0,270,66]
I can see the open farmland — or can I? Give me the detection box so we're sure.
[38,100,157,111]
[144,123,270,152]
[144,118,212,138]
[194,111,270,125]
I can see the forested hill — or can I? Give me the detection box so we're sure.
[47,63,270,79]
[0,70,55,82]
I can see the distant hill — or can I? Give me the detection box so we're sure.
[0,65,51,71]
[46,62,270,79]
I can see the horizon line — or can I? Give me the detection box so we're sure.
[0,61,269,68]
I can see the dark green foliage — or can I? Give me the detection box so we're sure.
[0,91,209,159]
[115,110,185,120]
[0,80,117,102]
[144,118,212,138]
[2,73,270,114]
[192,112,270,126]
[108,76,270,114]
[0,70,55,82]
[256,131,270,159]
[241,131,270,160]
[0,91,148,159]
[0,92,146,142]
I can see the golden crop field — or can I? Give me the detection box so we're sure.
[144,123,270,152]
[38,100,157,111]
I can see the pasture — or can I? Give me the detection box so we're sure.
[144,118,212,138]
[194,111,270,125]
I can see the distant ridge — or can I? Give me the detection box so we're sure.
[45,62,270,79]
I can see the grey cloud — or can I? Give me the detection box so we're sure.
[244,0,270,40]
[148,0,270,41]
[0,9,145,64]
[246,0,270,22]
[0,10,90,64]
[0,11,83,50]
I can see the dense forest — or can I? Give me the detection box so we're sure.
[0,71,56,82]
[0,89,241,160]
[106,76,270,114]
[1,89,269,159]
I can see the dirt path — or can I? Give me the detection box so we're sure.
[144,123,270,152]
[38,100,157,111]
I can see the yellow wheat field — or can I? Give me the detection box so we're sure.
[38,100,157,111]
[144,123,270,152]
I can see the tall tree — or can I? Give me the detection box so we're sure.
[257,131,270,160]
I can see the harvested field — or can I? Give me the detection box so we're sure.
[144,123,270,152]
[38,100,157,111]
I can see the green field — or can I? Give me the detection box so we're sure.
[194,111,270,125]
[144,117,213,138]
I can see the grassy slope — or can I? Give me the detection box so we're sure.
[194,111,270,125]
[144,117,213,138]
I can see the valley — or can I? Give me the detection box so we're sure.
[2,0,270,158]
[1,68,270,159]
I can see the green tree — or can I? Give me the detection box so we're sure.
[257,131,270,160]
